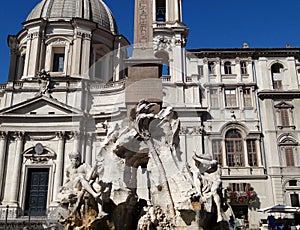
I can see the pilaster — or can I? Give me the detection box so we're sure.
[0,132,7,202]
[52,132,65,202]
[9,132,24,205]
[71,31,83,76]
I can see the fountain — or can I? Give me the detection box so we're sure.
[52,100,232,229]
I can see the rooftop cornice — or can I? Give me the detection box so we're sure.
[258,90,300,100]
[188,48,300,59]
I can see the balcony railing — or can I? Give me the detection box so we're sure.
[161,75,171,82]
[90,79,126,91]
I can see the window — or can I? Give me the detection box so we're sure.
[284,147,295,166]
[225,89,237,107]
[274,80,282,90]
[210,89,219,108]
[271,63,284,90]
[52,53,65,72]
[225,129,244,167]
[275,101,294,128]
[155,51,169,76]
[25,168,49,216]
[241,61,247,75]
[156,0,166,22]
[289,180,297,186]
[247,140,257,166]
[224,61,232,74]
[17,54,26,79]
[243,88,252,107]
[228,183,251,192]
[212,140,222,165]
[208,61,216,74]
[198,65,204,78]
[290,194,300,207]
[280,109,290,126]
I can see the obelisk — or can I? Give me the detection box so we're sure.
[125,0,163,104]
[132,0,154,55]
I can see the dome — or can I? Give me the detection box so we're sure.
[26,0,118,34]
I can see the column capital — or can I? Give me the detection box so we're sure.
[86,133,95,142]
[56,131,65,140]
[13,131,24,141]
[72,131,80,139]
[0,132,7,140]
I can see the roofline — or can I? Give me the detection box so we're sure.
[187,47,300,58]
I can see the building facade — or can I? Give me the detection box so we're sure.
[0,0,299,228]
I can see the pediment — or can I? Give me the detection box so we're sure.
[274,101,294,109]
[0,95,82,116]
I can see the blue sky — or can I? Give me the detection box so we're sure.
[0,0,300,83]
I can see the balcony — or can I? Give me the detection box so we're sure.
[90,79,125,92]
[161,75,171,82]
[221,166,266,179]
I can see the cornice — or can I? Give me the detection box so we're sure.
[188,48,300,59]
[258,90,300,100]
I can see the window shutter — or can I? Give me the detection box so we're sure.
[280,109,290,126]
[285,147,295,166]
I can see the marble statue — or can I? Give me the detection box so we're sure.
[192,153,224,223]
[57,152,111,229]
[58,152,101,202]
[55,100,229,229]
[37,69,51,95]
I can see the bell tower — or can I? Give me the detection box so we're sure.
[154,0,183,23]
[152,0,189,84]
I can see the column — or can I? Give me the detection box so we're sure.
[71,31,82,76]
[81,33,91,77]
[85,133,93,166]
[256,139,263,167]
[23,35,32,77]
[52,132,65,202]
[239,86,246,120]
[113,40,121,82]
[0,132,7,199]
[27,32,40,76]
[235,58,242,82]
[216,58,221,82]
[221,140,227,167]
[203,58,209,83]
[10,132,24,204]
[243,140,249,167]
[73,131,81,154]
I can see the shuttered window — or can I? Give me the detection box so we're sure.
[212,140,222,165]
[243,88,252,107]
[247,140,257,166]
[225,89,237,107]
[280,109,290,126]
[285,147,295,166]
[210,89,219,108]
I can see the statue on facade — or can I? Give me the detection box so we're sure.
[37,69,51,96]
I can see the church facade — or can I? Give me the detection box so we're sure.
[0,0,299,228]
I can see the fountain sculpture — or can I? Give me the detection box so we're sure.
[54,100,231,229]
